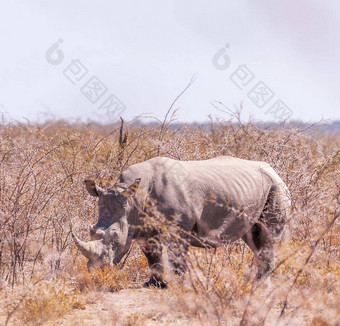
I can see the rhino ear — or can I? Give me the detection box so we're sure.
[129,178,141,195]
[84,180,105,197]
[122,178,141,197]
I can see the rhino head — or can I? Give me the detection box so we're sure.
[72,178,141,268]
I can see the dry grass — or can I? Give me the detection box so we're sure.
[0,112,339,325]
[2,279,85,325]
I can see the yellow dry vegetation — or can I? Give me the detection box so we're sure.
[0,114,339,325]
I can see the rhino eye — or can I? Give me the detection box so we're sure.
[116,196,127,206]
[112,232,119,240]
[104,229,120,243]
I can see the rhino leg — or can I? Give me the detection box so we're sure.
[247,185,288,279]
[242,222,275,279]
[141,238,167,289]
[143,275,167,289]
[167,239,189,277]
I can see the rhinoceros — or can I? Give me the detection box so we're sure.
[72,156,291,288]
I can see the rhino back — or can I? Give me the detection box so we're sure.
[119,157,277,233]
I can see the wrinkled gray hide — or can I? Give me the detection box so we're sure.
[72,156,291,287]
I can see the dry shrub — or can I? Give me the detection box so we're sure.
[2,279,84,325]
[0,112,339,324]
[70,244,149,292]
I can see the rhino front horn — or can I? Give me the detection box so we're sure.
[71,229,99,260]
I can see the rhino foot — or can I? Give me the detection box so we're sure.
[143,276,167,289]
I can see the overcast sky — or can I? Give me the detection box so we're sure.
[1,1,340,124]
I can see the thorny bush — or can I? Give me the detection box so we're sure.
[0,115,339,325]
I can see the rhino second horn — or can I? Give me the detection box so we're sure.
[71,230,100,260]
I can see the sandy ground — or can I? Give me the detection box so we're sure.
[56,288,199,326]
[2,285,338,325]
